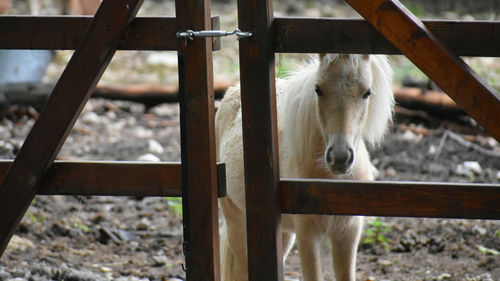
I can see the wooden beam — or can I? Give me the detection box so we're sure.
[280,179,500,219]
[175,0,220,280]
[238,0,283,280]
[0,160,180,196]
[0,16,221,51]
[344,0,500,141]
[0,161,225,197]
[0,0,144,256]
[274,18,500,57]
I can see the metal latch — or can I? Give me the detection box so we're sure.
[177,29,252,40]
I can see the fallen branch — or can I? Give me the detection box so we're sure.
[393,87,465,118]
[0,81,235,110]
[435,130,500,160]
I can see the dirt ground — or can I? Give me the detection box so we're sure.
[1,1,499,281]
[0,97,498,281]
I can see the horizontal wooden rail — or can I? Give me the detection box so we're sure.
[0,160,225,197]
[280,179,500,219]
[274,18,500,57]
[0,16,221,51]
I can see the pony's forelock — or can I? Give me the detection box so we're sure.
[363,55,395,147]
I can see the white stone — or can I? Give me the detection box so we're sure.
[148,139,164,154]
[137,153,161,162]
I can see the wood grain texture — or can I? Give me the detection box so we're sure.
[175,0,220,280]
[344,0,500,141]
[274,18,500,57]
[0,16,221,51]
[0,0,144,256]
[0,161,225,197]
[237,0,283,280]
[281,179,500,219]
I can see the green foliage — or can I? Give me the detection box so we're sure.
[404,2,425,17]
[496,230,500,239]
[275,55,295,79]
[26,211,46,223]
[362,218,391,250]
[73,223,90,233]
[166,197,183,217]
[477,245,500,256]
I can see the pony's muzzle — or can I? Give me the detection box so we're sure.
[326,147,354,173]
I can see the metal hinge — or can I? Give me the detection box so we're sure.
[176,29,252,40]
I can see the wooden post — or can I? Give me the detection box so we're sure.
[175,0,221,280]
[237,0,283,280]
[344,0,500,141]
[0,0,144,255]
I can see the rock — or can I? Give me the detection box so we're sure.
[152,255,168,266]
[456,161,482,177]
[400,130,423,142]
[6,235,34,252]
[148,139,164,154]
[463,161,482,174]
[0,269,12,280]
[137,153,161,162]
[473,225,487,236]
[81,111,102,125]
[385,167,397,177]
[438,273,452,280]
[135,217,150,231]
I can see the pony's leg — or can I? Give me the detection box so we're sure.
[220,197,248,281]
[282,230,296,262]
[330,216,363,281]
[295,215,323,281]
[282,214,296,262]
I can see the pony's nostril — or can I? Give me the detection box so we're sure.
[326,147,333,164]
[346,148,354,165]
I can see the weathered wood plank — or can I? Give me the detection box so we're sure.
[274,18,500,57]
[0,16,221,51]
[344,0,500,141]
[0,160,181,197]
[238,0,283,280]
[281,179,500,219]
[0,0,144,256]
[0,161,225,197]
[175,0,220,280]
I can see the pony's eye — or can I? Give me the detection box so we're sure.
[362,89,371,99]
[315,85,323,97]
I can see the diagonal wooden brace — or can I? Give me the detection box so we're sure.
[344,0,500,141]
[0,0,144,255]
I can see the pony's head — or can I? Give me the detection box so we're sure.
[314,54,394,174]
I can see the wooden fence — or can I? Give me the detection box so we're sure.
[0,0,499,281]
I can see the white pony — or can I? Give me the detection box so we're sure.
[216,54,394,281]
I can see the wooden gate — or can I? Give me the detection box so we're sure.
[237,0,500,280]
[0,0,222,280]
[0,0,499,281]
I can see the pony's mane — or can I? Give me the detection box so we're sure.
[364,55,394,147]
[277,61,322,169]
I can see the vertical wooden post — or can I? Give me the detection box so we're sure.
[344,0,500,141]
[0,0,144,256]
[175,0,220,280]
[237,0,283,280]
